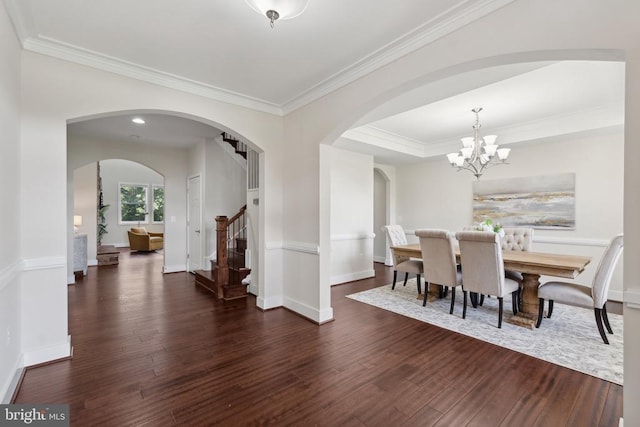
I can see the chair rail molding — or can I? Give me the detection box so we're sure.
[267,241,320,255]
[331,233,375,241]
[22,256,66,271]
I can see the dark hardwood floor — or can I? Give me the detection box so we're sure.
[14,250,622,426]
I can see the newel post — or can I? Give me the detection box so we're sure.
[214,215,229,298]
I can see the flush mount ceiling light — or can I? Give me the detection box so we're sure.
[244,0,309,28]
[131,117,145,124]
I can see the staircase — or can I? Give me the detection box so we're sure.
[221,132,248,159]
[195,205,251,300]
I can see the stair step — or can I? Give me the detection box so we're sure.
[194,269,216,294]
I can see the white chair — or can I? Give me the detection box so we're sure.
[455,231,520,328]
[415,229,462,314]
[501,227,534,283]
[382,225,423,294]
[536,234,623,344]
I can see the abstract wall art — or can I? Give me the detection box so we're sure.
[472,173,576,229]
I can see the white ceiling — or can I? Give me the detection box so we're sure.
[7,0,625,164]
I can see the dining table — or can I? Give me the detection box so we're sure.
[391,243,592,328]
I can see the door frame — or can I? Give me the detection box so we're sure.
[187,173,203,272]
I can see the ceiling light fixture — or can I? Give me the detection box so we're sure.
[132,117,145,124]
[244,0,309,28]
[446,108,510,180]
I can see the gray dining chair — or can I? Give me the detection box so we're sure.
[455,231,520,328]
[415,229,462,314]
[536,234,623,344]
[382,225,423,294]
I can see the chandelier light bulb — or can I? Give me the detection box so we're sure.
[445,108,511,180]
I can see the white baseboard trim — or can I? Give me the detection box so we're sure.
[331,269,375,286]
[67,275,75,285]
[163,264,186,274]
[88,259,98,266]
[1,355,24,404]
[608,290,623,303]
[257,295,283,310]
[373,255,386,263]
[113,242,129,248]
[283,297,333,324]
[23,335,72,367]
[624,289,640,310]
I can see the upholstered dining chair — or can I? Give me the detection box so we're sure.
[382,225,423,294]
[501,227,534,283]
[536,234,623,344]
[455,231,520,328]
[415,229,462,313]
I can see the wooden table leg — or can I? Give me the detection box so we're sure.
[506,273,540,329]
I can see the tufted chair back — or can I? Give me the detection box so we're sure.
[501,227,534,252]
[382,225,409,266]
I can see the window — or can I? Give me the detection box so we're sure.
[152,185,165,224]
[119,183,148,224]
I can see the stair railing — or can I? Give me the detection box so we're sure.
[213,205,248,298]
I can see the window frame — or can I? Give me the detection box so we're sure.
[118,182,149,225]
[152,184,165,224]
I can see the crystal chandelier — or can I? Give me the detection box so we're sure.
[244,0,309,28]
[446,108,510,180]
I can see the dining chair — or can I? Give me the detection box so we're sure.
[382,225,423,294]
[415,229,462,314]
[536,234,623,344]
[455,231,520,328]
[501,227,534,283]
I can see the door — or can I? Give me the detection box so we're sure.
[187,175,202,272]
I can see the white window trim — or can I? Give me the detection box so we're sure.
[152,184,165,224]
[118,182,149,225]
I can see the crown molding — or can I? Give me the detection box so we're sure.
[280,0,517,114]
[342,126,427,157]
[5,0,516,117]
[22,36,284,116]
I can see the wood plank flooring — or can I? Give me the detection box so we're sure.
[14,250,622,426]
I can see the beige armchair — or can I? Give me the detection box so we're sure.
[128,227,164,251]
[536,234,623,344]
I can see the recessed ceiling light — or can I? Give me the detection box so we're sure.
[132,117,145,124]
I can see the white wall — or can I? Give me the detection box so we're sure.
[100,159,164,246]
[373,169,387,263]
[0,1,23,402]
[73,163,98,264]
[203,140,247,262]
[394,129,624,299]
[68,135,188,273]
[328,146,375,285]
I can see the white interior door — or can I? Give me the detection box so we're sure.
[187,175,202,272]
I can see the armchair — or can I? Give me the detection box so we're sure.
[128,227,164,251]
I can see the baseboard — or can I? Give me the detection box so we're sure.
[373,255,386,263]
[608,290,623,303]
[67,275,75,285]
[330,269,375,286]
[163,265,186,274]
[88,259,98,266]
[22,335,72,367]
[283,296,333,324]
[1,355,24,404]
[257,295,283,310]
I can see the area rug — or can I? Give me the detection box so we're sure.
[346,279,623,385]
